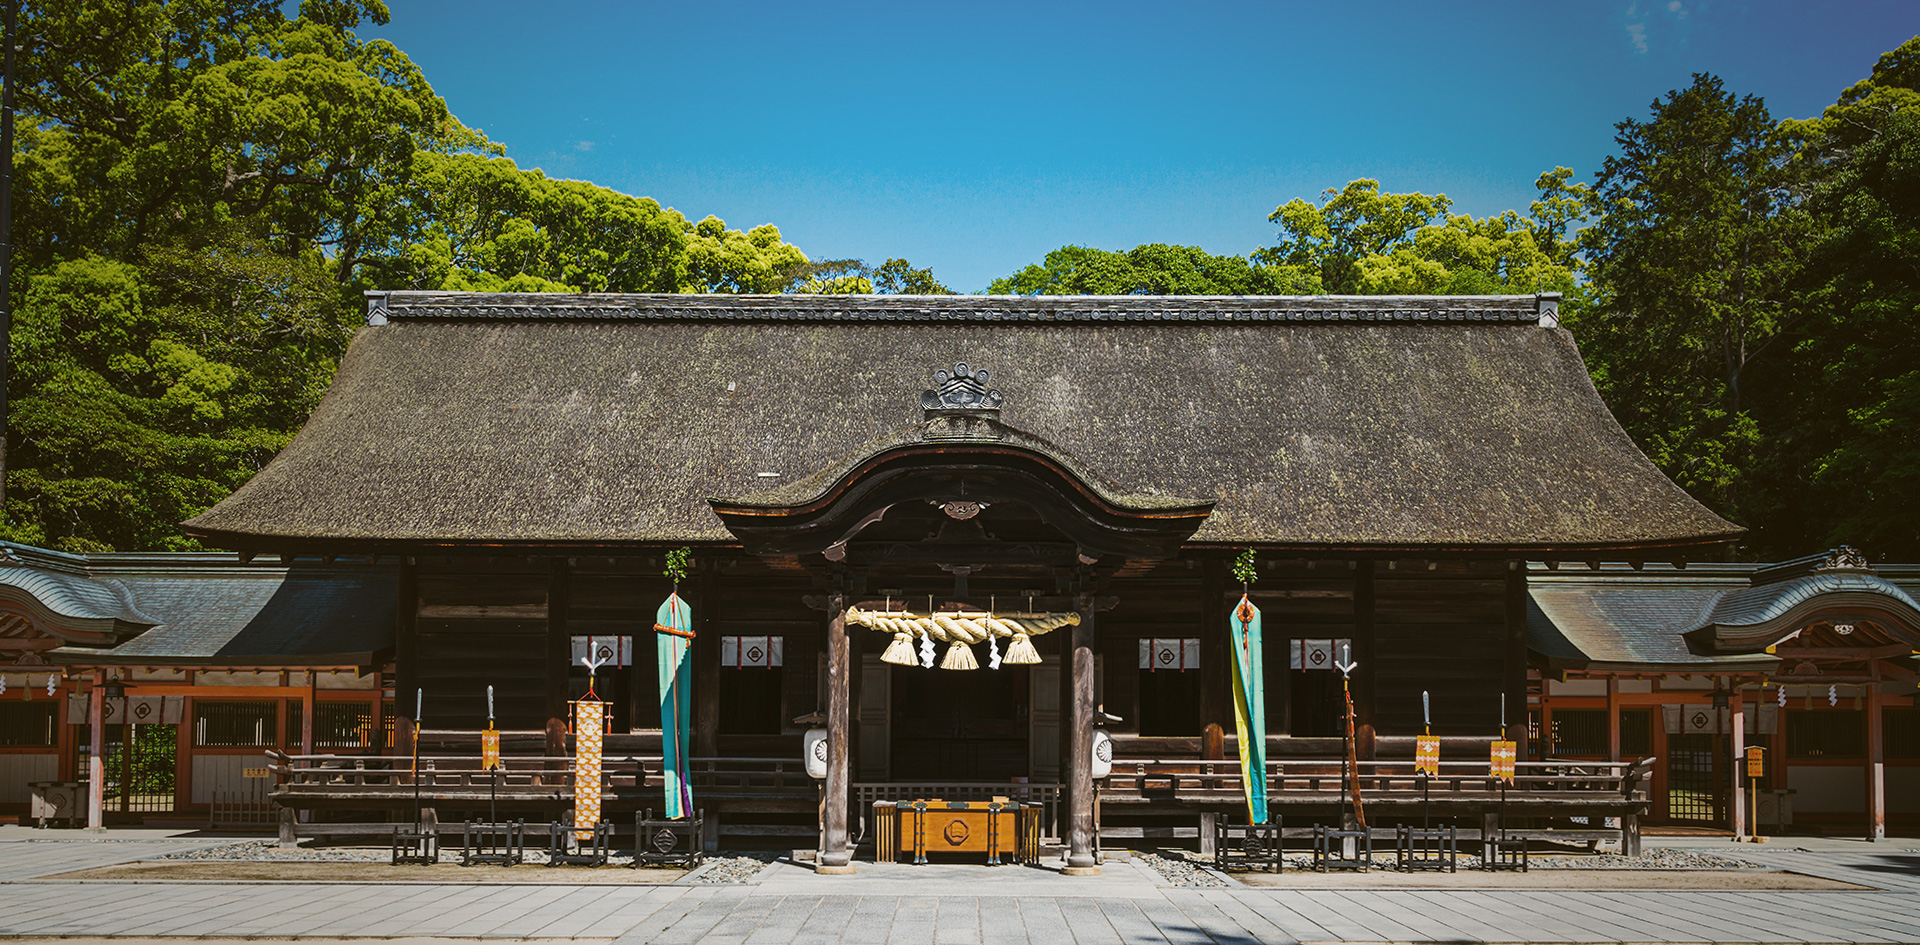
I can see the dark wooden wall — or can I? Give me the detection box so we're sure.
[413,558,550,729]
[1372,559,1511,737]
[398,551,1519,760]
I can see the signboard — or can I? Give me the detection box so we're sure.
[1415,734,1440,776]
[1489,739,1516,783]
[1745,745,1765,779]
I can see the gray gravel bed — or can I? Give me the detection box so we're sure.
[1137,851,1230,887]
[683,851,781,884]
[1171,845,1760,874]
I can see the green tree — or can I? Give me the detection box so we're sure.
[1570,74,1801,513]
[1255,180,1452,293]
[1747,39,1920,556]
[5,0,827,549]
[1257,176,1584,297]
[9,236,347,551]
[873,258,954,295]
[988,243,1319,296]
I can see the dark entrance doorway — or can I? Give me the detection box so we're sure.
[890,649,1028,781]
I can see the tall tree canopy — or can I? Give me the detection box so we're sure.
[988,244,1319,295]
[6,0,823,550]
[1746,38,1920,556]
[1568,74,1801,515]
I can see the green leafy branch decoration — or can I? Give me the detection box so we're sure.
[1232,548,1258,587]
[664,547,692,587]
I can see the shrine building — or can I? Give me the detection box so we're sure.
[0,291,1911,857]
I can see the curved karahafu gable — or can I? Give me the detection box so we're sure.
[182,292,1741,554]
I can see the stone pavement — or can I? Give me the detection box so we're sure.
[1,828,1916,943]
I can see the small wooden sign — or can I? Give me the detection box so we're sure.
[481,726,501,770]
[1489,739,1516,782]
[1745,745,1765,779]
[242,767,269,779]
[1415,734,1440,776]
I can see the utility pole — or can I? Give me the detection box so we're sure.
[0,0,17,517]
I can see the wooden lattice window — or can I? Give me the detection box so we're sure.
[0,702,57,746]
[1785,709,1864,758]
[193,701,279,748]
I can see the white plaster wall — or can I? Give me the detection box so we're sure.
[1787,765,1866,813]
[0,754,60,803]
[191,754,265,806]
[1547,678,1607,697]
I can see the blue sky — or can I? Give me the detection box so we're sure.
[369,1,1913,292]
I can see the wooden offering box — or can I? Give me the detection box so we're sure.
[874,799,1035,865]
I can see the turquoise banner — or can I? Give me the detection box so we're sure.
[1229,595,1269,824]
[655,592,694,819]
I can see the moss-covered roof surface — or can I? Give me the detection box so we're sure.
[183,292,1741,551]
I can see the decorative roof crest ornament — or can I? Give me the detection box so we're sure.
[1815,545,1871,572]
[921,362,1003,414]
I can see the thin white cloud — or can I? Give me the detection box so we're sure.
[1626,21,1649,53]
[576,141,595,152]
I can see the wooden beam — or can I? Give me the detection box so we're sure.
[1730,689,1746,840]
[818,589,854,873]
[1505,564,1528,745]
[1354,561,1376,758]
[394,558,418,759]
[545,559,570,756]
[692,565,719,753]
[1607,675,1621,762]
[1867,685,1885,841]
[1199,557,1228,735]
[87,671,104,830]
[1063,592,1100,875]
[301,671,316,756]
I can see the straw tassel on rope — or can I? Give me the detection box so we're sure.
[845,606,1076,669]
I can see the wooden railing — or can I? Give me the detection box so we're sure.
[266,752,813,798]
[1102,758,1654,806]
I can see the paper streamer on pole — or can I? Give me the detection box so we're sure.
[1229,594,1269,825]
[655,592,695,820]
[1490,739,1517,783]
[1416,690,1438,775]
[573,698,604,839]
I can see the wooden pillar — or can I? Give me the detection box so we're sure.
[818,589,854,873]
[545,558,571,756]
[1607,675,1621,762]
[1504,563,1528,746]
[1867,685,1885,841]
[1353,560,1376,758]
[1730,689,1746,840]
[86,671,104,830]
[301,673,316,756]
[367,693,384,755]
[394,559,418,760]
[1063,596,1100,875]
[1199,558,1228,733]
[692,563,720,754]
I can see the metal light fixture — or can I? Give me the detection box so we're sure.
[102,680,125,700]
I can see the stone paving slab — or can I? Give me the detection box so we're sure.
[2,832,1918,943]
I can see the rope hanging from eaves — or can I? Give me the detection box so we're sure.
[844,606,1080,670]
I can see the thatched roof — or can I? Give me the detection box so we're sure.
[183,292,1740,553]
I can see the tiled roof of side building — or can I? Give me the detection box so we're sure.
[47,554,395,667]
